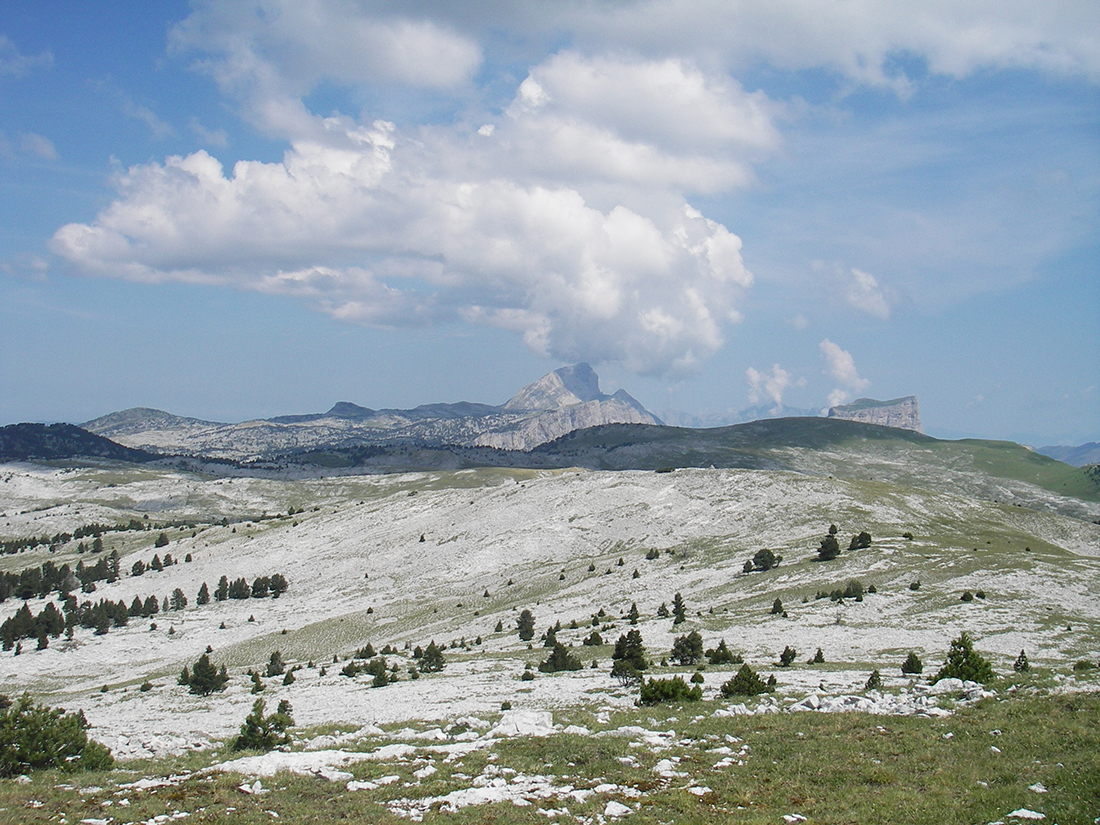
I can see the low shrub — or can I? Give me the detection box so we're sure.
[639,676,702,705]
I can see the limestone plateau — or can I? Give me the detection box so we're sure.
[827,396,923,433]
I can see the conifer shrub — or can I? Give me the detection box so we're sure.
[611,660,641,686]
[810,648,825,664]
[0,694,114,775]
[639,676,702,705]
[865,669,883,690]
[419,641,446,673]
[1013,650,1030,673]
[627,602,640,625]
[265,651,285,677]
[139,681,153,692]
[656,602,669,618]
[583,631,603,646]
[232,699,294,752]
[752,548,779,571]
[720,664,773,697]
[901,652,923,675]
[671,592,687,625]
[539,643,583,673]
[1072,660,1095,672]
[960,590,974,602]
[705,639,742,665]
[187,653,228,695]
[612,630,647,671]
[771,598,784,615]
[777,646,797,667]
[817,533,841,561]
[670,630,704,666]
[933,632,995,684]
[517,609,536,641]
[690,671,704,684]
[847,531,872,551]
[282,671,295,686]
[521,667,535,681]
[249,671,265,694]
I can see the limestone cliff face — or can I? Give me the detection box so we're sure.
[827,396,923,433]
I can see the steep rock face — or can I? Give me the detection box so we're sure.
[827,396,923,433]
[475,396,659,451]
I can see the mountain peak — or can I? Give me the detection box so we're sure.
[503,363,607,411]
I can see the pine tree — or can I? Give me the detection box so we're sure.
[771,598,784,615]
[817,534,841,561]
[901,652,923,675]
[249,670,265,694]
[170,588,187,611]
[494,620,503,633]
[1013,650,1030,673]
[155,532,169,548]
[151,555,163,572]
[543,626,557,648]
[282,670,295,686]
[670,630,704,666]
[612,630,647,670]
[671,592,687,625]
[215,576,229,601]
[656,602,669,618]
[720,663,773,697]
[265,650,285,677]
[865,669,882,690]
[639,676,702,705]
[188,653,228,695]
[131,560,146,577]
[539,642,582,673]
[752,548,778,571]
[933,632,995,684]
[627,602,640,625]
[269,574,288,598]
[705,639,742,665]
[517,609,536,641]
[233,699,294,752]
[811,647,825,664]
[196,582,210,606]
[420,641,446,673]
[777,646,797,667]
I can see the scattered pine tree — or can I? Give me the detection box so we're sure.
[233,699,294,752]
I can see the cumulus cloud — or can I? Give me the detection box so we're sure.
[845,267,891,318]
[819,338,870,406]
[746,364,800,411]
[51,110,753,375]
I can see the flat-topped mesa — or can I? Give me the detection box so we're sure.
[827,396,923,433]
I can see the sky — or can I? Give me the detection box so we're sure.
[0,1,1097,446]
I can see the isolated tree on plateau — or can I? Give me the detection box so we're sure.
[671,592,687,625]
[188,653,229,695]
[817,533,841,561]
[233,699,294,752]
[670,630,704,666]
[517,609,536,642]
[419,641,445,673]
[933,632,995,685]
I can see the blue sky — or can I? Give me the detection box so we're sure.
[1,1,1097,446]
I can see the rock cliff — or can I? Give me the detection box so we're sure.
[827,396,923,433]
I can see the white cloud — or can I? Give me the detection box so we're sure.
[561,0,1100,88]
[819,338,870,397]
[845,267,891,318]
[826,388,851,408]
[122,99,175,138]
[51,111,752,376]
[746,364,798,410]
[188,117,228,147]
[0,34,52,77]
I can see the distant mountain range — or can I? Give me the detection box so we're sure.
[80,363,662,460]
[1035,442,1100,468]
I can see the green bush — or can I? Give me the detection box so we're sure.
[933,632,995,685]
[188,653,229,695]
[232,699,294,752]
[0,694,113,776]
[639,676,702,705]
[720,664,773,697]
[865,669,882,690]
[1013,650,1030,673]
[901,652,923,675]
[777,646,797,667]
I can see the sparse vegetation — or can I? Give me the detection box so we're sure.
[933,632,995,685]
[720,663,773,696]
[638,675,701,705]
